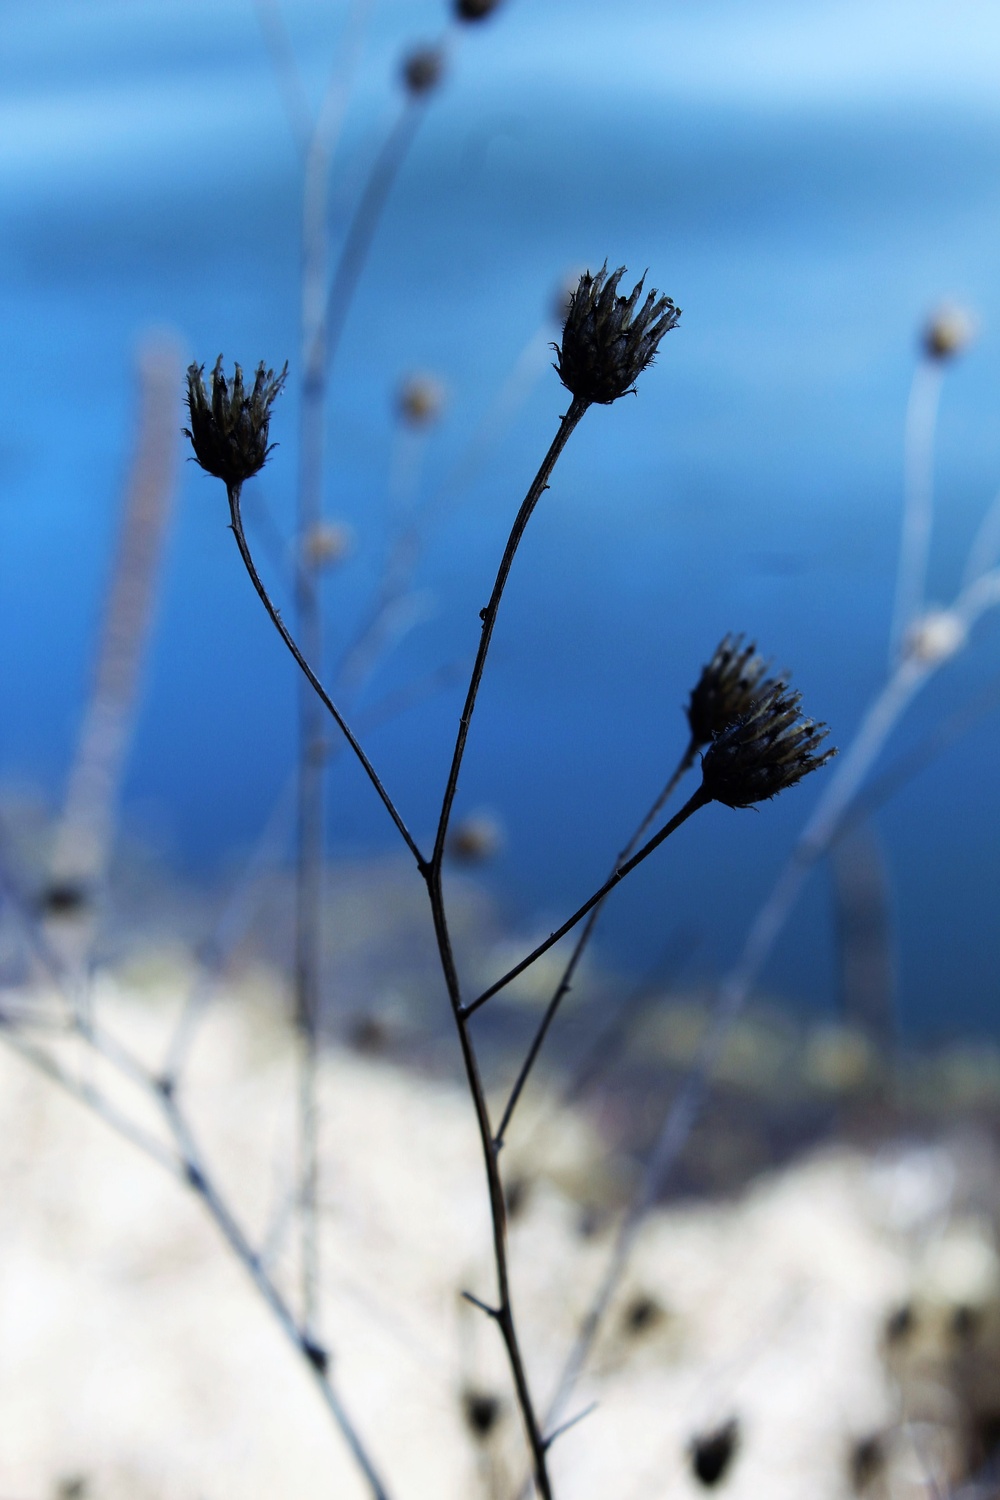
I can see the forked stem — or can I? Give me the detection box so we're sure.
[465,784,710,1019]
[493,739,698,1147]
[421,398,591,1500]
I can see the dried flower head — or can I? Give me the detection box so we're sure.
[556,263,680,405]
[700,683,835,809]
[455,0,502,19]
[448,813,503,864]
[398,372,446,427]
[184,356,287,488]
[687,634,777,748]
[922,304,976,362]
[302,520,353,570]
[402,45,445,95]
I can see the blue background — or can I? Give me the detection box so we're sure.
[3,0,1000,1034]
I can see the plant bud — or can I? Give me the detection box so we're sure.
[448,813,503,864]
[556,263,680,405]
[184,356,287,488]
[687,634,776,748]
[700,683,835,809]
[397,372,446,427]
[904,608,967,665]
[302,521,352,570]
[922,304,975,362]
[402,46,445,96]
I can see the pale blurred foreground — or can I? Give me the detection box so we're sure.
[2,947,1000,1500]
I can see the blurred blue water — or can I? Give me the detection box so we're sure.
[3,0,1000,1034]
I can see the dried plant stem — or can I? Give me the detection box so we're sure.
[464,785,709,1020]
[888,357,944,665]
[431,398,588,867]
[160,1091,392,1500]
[494,738,699,1147]
[225,484,423,865]
[419,399,597,1500]
[317,99,426,378]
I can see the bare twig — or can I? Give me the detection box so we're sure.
[464,786,709,1019]
[494,741,698,1146]
[225,483,423,864]
[160,1091,393,1500]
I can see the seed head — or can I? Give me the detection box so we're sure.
[556,263,680,405]
[302,520,353,570]
[700,683,835,809]
[402,45,445,95]
[455,0,502,19]
[397,372,446,427]
[184,356,287,488]
[922,303,975,362]
[687,634,777,748]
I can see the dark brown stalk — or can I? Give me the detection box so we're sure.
[431,397,588,868]
[225,484,424,866]
[420,398,590,1500]
[493,737,698,1147]
[464,784,710,1020]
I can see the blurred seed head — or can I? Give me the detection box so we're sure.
[556,263,680,406]
[397,372,446,427]
[402,45,445,96]
[455,0,503,20]
[302,520,353,570]
[904,608,967,665]
[687,634,777,748]
[448,812,503,864]
[700,683,835,809]
[184,356,287,488]
[923,304,976,362]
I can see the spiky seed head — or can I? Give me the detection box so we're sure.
[397,372,446,427]
[402,45,445,95]
[184,356,287,488]
[687,634,778,748]
[555,263,680,405]
[455,0,502,19]
[922,304,975,362]
[700,683,835,809]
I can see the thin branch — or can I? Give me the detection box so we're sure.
[465,786,710,1019]
[431,397,589,872]
[543,1402,598,1452]
[317,99,426,379]
[162,1091,393,1500]
[494,742,698,1146]
[226,484,424,865]
[253,0,315,154]
[888,357,944,665]
[0,1017,181,1177]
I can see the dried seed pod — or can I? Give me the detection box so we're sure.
[184,357,287,488]
[922,303,975,362]
[556,263,680,405]
[402,45,445,95]
[687,634,776,748]
[302,521,352,570]
[700,683,835,809]
[397,372,446,427]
